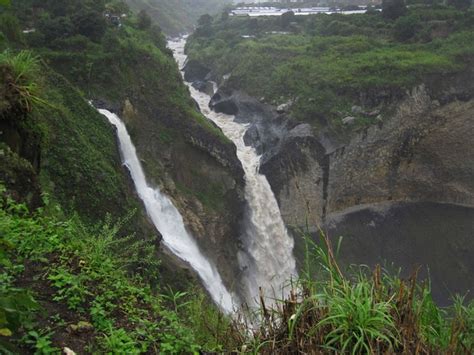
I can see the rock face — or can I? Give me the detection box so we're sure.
[183,59,211,82]
[260,127,328,229]
[202,76,474,303]
[0,67,42,208]
[192,80,214,96]
[184,54,474,302]
[115,93,246,293]
[265,88,474,303]
[327,87,474,211]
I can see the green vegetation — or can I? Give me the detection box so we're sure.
[0,1,237,352]
[0,0,231,216]
[0,50,45,113]
[125,0,231,36]
[0,1,473,353]
[232,235,474,353]
[0,188,236,353]
[2,187,472,353]
[186,5,474,131]
[3,0,226,139]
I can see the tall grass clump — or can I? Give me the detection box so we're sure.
[234,233,474,354]
[0,50,47,112]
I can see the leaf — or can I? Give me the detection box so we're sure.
[0,328,12,337]
[0,0,10,7]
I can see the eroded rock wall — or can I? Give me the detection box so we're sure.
[327,87,474,212]
[117,96,246,292]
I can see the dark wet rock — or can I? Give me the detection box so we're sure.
[209,92,239,115]
[192,80,214,96]
[90,98,120,113]
[183,59,211,82]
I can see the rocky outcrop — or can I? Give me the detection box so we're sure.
[327,88,474,211]
[183,59,211,82]
[116,95,246,293]
[185,54,474,301]
[0,66,42,208]
[192,80,214,96]
[204,80,474,303]
[260,127,328,229]
[209,91,239,115]
[264,89,474,303]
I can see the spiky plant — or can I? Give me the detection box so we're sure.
[317,280,399,353]
[0,50,47,112]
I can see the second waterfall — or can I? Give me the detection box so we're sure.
[170,39,297,305]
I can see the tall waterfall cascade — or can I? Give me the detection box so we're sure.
[97,108,235,313]
[169,39,297,305]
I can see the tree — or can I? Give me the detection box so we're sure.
[72,9,107,42]
[0,14,21,42]
[38,15,74,42]
[382,0,407,20]
[447,0,472,10]
[221,8,229,22]
[394,15,418,41]
[280,11,295,29]
[197,14,213,27]
[137,10,151,30]
[195,14,213,38]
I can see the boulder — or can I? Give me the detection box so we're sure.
[183,60,211,82]
[209,93,239,115]
[342,116,357,125]
[277,101,292,114]
[191,80,214,96]
[351,105,363,114]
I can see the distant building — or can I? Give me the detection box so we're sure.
[234,0,305,3]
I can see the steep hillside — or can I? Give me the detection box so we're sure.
[126,0,231,36]
[8,0,246,288]
[0,1,244,352]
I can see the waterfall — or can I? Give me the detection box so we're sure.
[97,108,235,314]
[169,39,297,305]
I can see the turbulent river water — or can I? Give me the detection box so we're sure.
[97,109,235,313]
[169,39,297,305]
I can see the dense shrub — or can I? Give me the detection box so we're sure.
[0,13,21,43]
[394,15,419,41]
[382,0,408,20]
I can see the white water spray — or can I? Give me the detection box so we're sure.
[97,108,235,313]
[169,39,297,305]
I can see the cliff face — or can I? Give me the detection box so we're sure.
[191,62,474,302]
[0,66,42,209]
[117,95,246,288]
[327,87,474,212]
[265,87,474,303]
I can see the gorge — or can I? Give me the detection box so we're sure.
[182,10,474,305]
[1,1,473,353]
[170,38,297,306]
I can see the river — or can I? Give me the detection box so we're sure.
[169,38,297,306]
